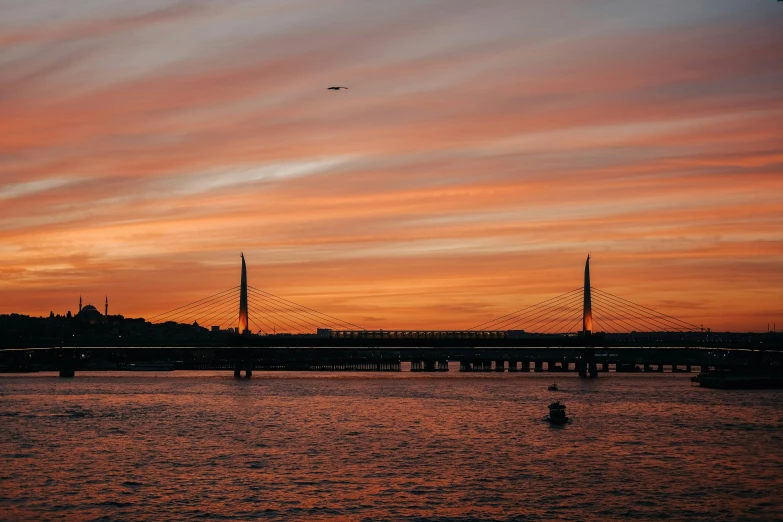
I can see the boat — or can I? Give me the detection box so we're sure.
[546,401,569,424]
[548,383,558,391]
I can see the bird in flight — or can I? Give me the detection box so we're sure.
[327,86,348,90]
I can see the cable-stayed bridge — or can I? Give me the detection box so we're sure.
[1,254,781,378]
[147,254,703,338]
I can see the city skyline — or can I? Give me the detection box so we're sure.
[1,1,782,331]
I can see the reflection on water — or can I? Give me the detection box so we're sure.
[1,371,782,521]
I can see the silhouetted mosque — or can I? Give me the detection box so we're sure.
[77,295,108,324]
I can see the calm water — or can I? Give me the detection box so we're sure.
[1,369,782,521]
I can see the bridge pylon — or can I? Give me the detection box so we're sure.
[238,253,249,335]
[583,254,592,335]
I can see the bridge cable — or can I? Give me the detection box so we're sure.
[500,296,583,332]
[246,293,315,334]
[592,307,637,333]
[591,287,701,331]
[248,286,365,330]
[147,286,240,322]
[596,294,690,332]
[513,295,583,333]
[247,290,360,333]
[468,287,582,331]
[590,316,613,334]
[246,291,351,331]
[209,308,235,330]
[542,305,586,334]
[246,294,308,334]
[529,293,585,333]
[248,316,268,335]
[557,308,587,334]
[471,288,582,331]
[591,297,662,333]
[566,313,586,333]
[197,297,241,329]
[246,289,342,331]
[591,291,690,332]
[248,311,275,335]
[592,287,700,330]
[218,309,241,330]
[150,288,239,324]
[162,289,240,326]
[591,297,662,332]
[591,293,682,332]
[474,288,583,331]
[501,291,584,331]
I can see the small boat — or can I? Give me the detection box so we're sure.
[546,401,569,424]
[548,383,558,391]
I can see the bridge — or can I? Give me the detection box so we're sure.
[1,254,780,377]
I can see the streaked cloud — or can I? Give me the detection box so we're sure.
[0,0,781,331]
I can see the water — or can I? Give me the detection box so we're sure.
[1,370,782,521]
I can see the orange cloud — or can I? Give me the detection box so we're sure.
[1,1,782,332]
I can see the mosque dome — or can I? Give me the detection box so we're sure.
[78,304,102,324]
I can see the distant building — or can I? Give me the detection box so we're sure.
[211,326,220,332]
[78,304,102,324]
[76,295,107,325]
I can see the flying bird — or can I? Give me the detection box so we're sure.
[327,86,348,90]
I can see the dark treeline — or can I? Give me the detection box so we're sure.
[0,313,250,349]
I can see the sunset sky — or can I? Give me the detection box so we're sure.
[1,0,781,332]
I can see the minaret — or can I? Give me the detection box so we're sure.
[105,296,108,316]
[79,295,82,313]
[583,254,593,335]
[238,253,249,334]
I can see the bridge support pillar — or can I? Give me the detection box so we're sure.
[234,360,253,379]
[508,360,518,372]
[644,363,652,372]
[547,361,557,372]
[657,364,664,372]
[534,361,543,372]
[494,360,505,372]
[459,360,471,372]
[521,361,530,372]
[411,360,423,372]
[579,349,597,378]
[58,349,76,378]
[686,364,692,373]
